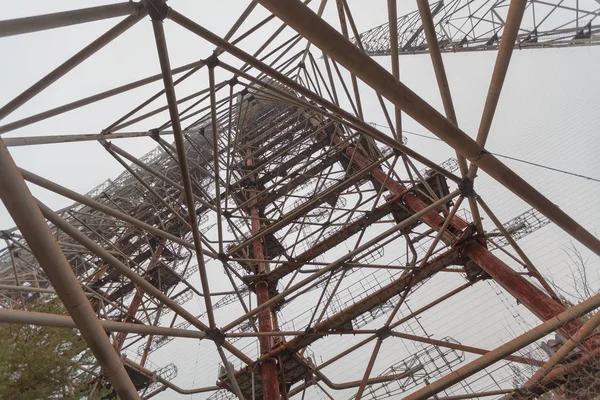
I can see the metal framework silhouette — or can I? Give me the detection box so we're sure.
[0,0,599,399]
[354,0,600,56]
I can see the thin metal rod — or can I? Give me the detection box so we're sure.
[0,2,137,37]
[404,291,600,400]
[522,309,600,390]
[208,66,225,253]
[216,345,245,400]
[221,190,459,332]
[354,339,383,400]
[467,0,527,179]
[0,11,145,122]
[3,130,173,147]
[476,196,560,301]
[389,331,543,367]
[252,0,600,258]
[0,308,207,339]
[19,167,205,255]
[0,139,139,400]
[36,199,253,366]
[151,18,217,328]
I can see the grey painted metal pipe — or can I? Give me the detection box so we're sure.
[0,308,207,339]
[3,131,174,147]
[0,139,139,399]
[0,2,137,37]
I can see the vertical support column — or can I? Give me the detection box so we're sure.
[246,147,281,399]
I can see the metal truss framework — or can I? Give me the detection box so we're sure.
[354,0,600,56]
[0,1,598,400]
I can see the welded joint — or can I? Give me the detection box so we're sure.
[145,0,168,21]
[218,252,230,263]
[227,76,238,87]
[205,328,226,345]
[222,210,232,219]
[204,54,220,69]
[99,139,112,150]
[376,326,392,340]
[459,177,475,197]
[149,128,160,142]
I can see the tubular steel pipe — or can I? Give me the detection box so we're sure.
[389,331,543,367]
[150,16,217,329]
[0,61,203,135]
[3,131,174,147]
[468,0,528,179]
[221,190,459,332]
[287,360,423,396]
[464,242,581,338]
[521,309,600,392]
[404,291,600,400]
[387,0,402,142]
[0,283,94,297]
[123,358,220,395]
[0,11,146,122]
[19,167,204,254]
[251,0,600,258]
[0,308,207,339]
[437,390,515,400]
[36,200,253,366]
[167,9,461,184]
[0,140,139,400]
[0,2,137,37]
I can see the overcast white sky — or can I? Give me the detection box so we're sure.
[1,1,599,399]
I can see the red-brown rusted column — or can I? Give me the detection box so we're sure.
[247,152,281,399]
[331,134,579,335]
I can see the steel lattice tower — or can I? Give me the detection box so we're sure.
[0,1,599,399]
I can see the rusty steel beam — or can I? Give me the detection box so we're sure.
[0,140,139,399]
[221,190,460,333]
[404,291,600,400]
[330,131,580,336]
[252,0,600,258]
[219,248,461,391]
[266,194,409,282]
[464,242,581,338]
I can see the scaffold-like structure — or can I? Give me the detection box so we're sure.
[0,1,599,400]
